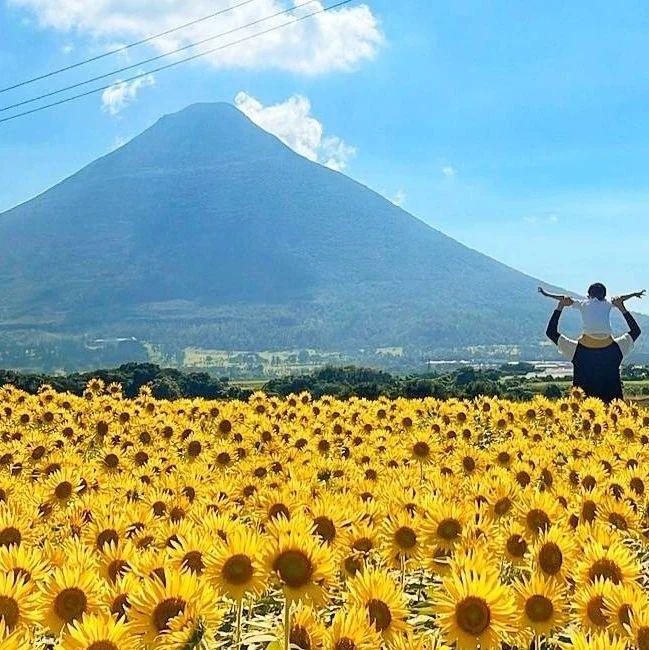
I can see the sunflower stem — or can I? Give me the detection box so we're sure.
[235,599,243,649]
[283,598,291,650]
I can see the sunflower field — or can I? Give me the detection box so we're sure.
[0,381,647,649]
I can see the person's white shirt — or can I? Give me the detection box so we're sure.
[571,298,612,337]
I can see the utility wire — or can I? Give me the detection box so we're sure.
[0,0,353,125]
[0,0,263,94]
[1,0,319,113]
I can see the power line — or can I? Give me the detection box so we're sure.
[0,0,264,94]
[1,0,320,113]
[0,0,354,126]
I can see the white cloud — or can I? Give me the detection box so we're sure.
[442,165,456,178]
[391,189,406,206]
[10,0,383,75]
[234,92,356,171]
[101,74,154,115]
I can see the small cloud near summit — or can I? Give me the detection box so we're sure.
[234,92,356,171]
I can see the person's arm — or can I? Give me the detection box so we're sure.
[616,289,646,303]
[545,297,572,344]
[538,287,573,304]
[613,297,641,341]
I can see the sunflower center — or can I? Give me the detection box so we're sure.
[97,529,119,551]
[54,481,73,500]
[437,518,461,541]
[334,638,356,650]
[268,503,290,521]
[88,643,119,650]
[367,598,392,632]
[11,568,30,583]
[222,554,254,585]
[107,559,129,583]
[352,538,373,553]
[588,559,623,584]
[526,509,551,534]
[494,497,511,516]
[152,597,186,632]
[413,442,430,458]
[538,542,563,575]
[608,513,628,531]
[343,555,362,576]
[54,587,87,623]
[0,596,19,631]
[289,624,312,650]
[273,550,313,588]
[525,595,553,623]
[0,527,21,548]
[587,596,608,627]
[394,526,417,550]
[110,594,129,619]
[456,596,491,636]
[506,534,528,558]
[313,516,336,543]
[637,626,649,650]
[183,551,205,575]
[618,604,632,627]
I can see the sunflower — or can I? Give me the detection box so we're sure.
[433,566,516,650]
[266,527,335,605]
[38,566,104,635]
[0,506,33,550]
[561,629,627,650]
[347,568,409,643]
[577,537,640,586]
[59,611,139,650]
[0,619,30,650]
[206,526,267,601]
[306,493,351,549]
[598,495,640,533]
[605,582,648,637]
[0,572,42,634]
[129,571,221,645]
[421,498,467,551]
[516,489,562,538]
[514,572,568,637]
[166,528,212,577]
[501,521,531,566]
[97,540,135,584]
[280,604,325,650]
[380,511,422,569]
[530,525,578,581]
[324,606,381,650]
[0,545,50,586]
[573,579,614,632]
[629,607,649,650]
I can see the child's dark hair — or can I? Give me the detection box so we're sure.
[588,282,607,301]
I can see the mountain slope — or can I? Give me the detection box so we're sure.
[0,103,603,355]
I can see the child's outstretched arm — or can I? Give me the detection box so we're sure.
[538,287,574,304]
[616,289,646,302]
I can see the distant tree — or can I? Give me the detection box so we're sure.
[150,376,182,400]
[543,383,564,399]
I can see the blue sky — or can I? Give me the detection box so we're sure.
[2,0,649,310]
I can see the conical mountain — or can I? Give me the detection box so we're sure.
[0,103,577,355]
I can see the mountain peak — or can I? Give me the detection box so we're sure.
[0,101,575,366]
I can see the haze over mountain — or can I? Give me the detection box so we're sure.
[0,102,621,367]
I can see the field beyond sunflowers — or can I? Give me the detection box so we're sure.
[0,382,648,649]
